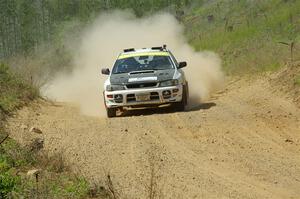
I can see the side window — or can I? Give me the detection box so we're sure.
[169,52,179,68]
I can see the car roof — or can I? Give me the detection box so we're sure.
[118,48,170,60]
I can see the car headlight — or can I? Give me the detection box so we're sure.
[159,79,179,87]
[106,84,125,91]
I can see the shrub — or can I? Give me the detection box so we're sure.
[295,75,300,85]
[0,171,21,198]
[0,63,39,114]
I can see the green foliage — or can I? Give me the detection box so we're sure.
[0,171,21,198]
[0,138,37,168]
[185,0,300,74]
[0,160,10,172]
[0,137,92,198]
[49,176,89,198]
[0,63,38,198]
[0,62,93,199]
[0,63,38,114]
[16,173,90,199]
[0,0,191,58]
[295,75,300,85]
[0,138,27,198]
[1,0,299,74]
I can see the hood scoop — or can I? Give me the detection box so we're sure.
[129,70,155,75]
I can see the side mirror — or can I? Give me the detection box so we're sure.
[101,68,110,75]
[178,61,187,69]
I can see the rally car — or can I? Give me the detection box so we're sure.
[101,45,189,117]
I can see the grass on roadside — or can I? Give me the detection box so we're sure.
[0,137,92,198]
[184,0,300,74]
[0,63,109,198]
[295,75,300,85]
[0,63,39,114]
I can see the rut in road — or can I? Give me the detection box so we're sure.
[7,77,300,199]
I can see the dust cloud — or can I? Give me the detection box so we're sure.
[43,11,224,116]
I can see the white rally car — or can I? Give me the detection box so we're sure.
[101,45,189,117]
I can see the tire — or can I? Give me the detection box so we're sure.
[103,93,117,118]
[185,82,189,105]
[173,85,187,111]
[106,108,117,118]
[174,101,185,112]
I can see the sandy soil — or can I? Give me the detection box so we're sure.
[6,76,300,199]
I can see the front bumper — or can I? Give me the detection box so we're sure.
[104,85,183,108]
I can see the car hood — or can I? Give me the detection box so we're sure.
[110,69,175,85]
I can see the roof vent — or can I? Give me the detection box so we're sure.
[151,46,163,51]
[151,45,167,51]
[123,48,135,53]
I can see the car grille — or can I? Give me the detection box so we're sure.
[126,82,158,89]
[126,92,159,102]
[126,94,136,102]
[150,92,160,100]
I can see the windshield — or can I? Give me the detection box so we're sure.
[112,55,174,74]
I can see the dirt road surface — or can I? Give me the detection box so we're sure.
[7,77,300,199]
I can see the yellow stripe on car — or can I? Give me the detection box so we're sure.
[118,52,169,59]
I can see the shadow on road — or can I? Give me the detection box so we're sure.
[187,102,216,111]
[120,102,216,117]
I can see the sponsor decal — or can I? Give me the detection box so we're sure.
[128,77,157,82]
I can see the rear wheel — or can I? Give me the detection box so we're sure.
[106,108,117,118]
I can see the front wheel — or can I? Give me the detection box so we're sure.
[173,85,188,111]
[173,101,185,111]
[106,107,117,118]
